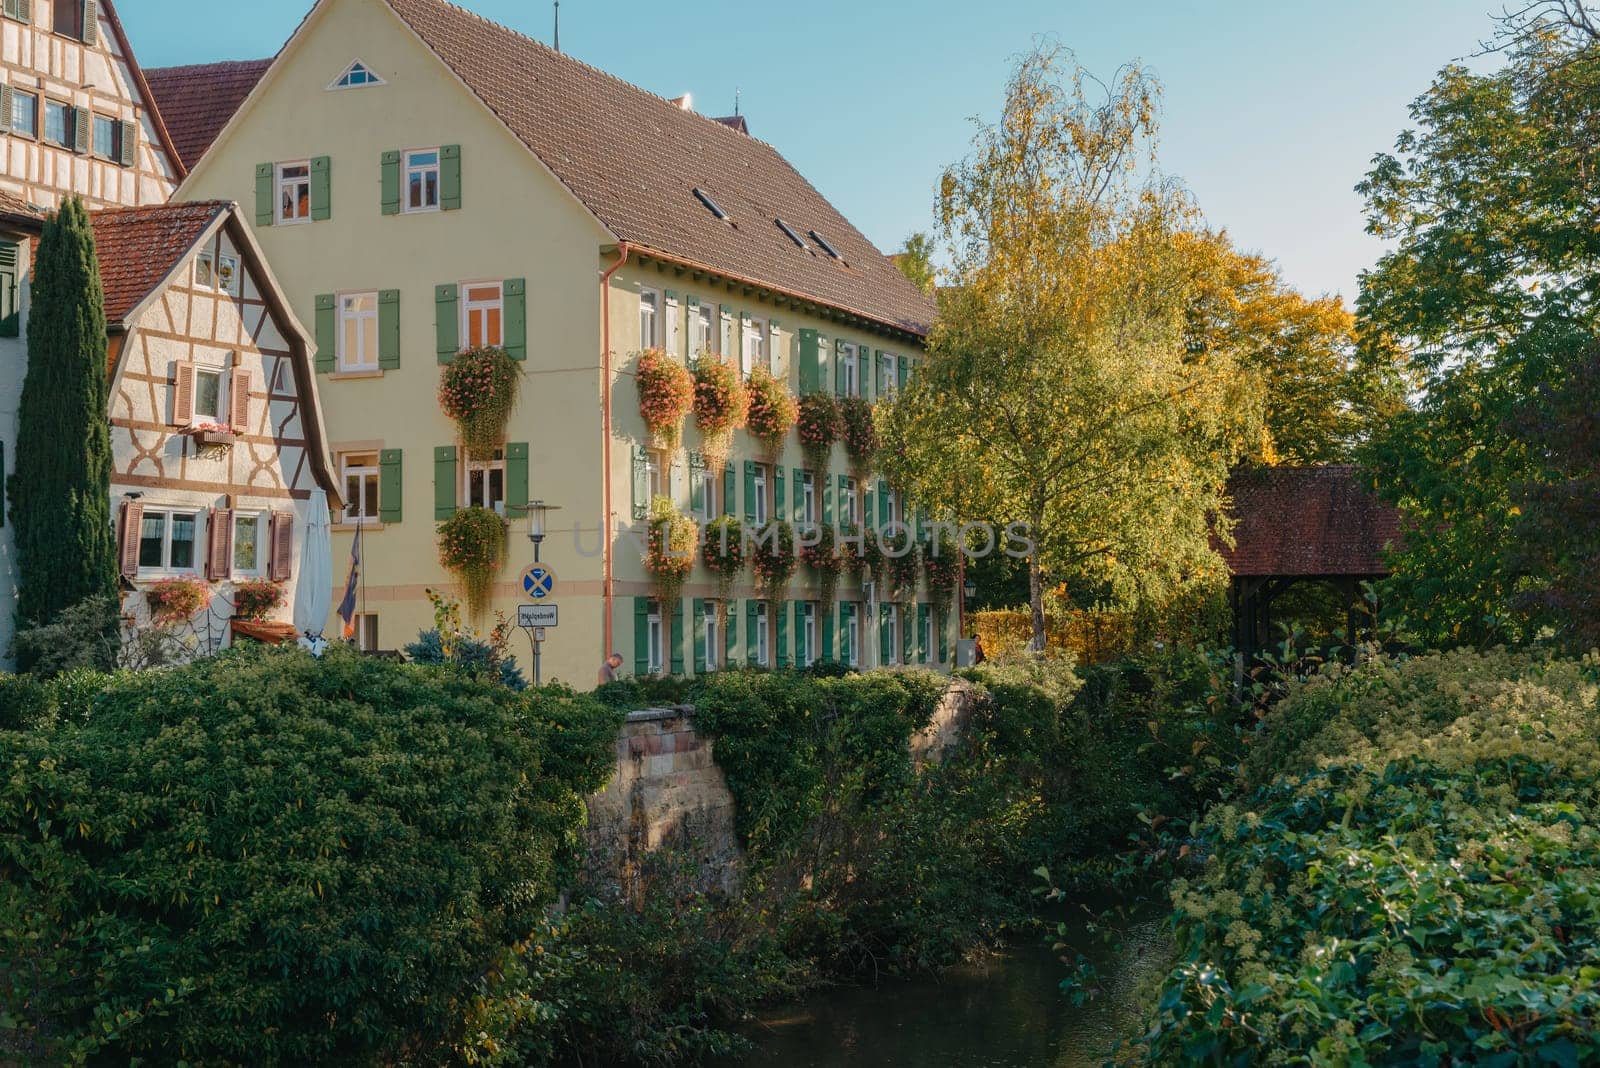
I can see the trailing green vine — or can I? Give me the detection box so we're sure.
[644,497,698,616]
[440,346,521,460]
[436,505,509,619]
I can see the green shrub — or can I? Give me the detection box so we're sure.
[0,644,621,1065]
[1142,649,1600,1064]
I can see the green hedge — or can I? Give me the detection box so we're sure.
[1143,649,1600,1063]
[0,644,620,1065]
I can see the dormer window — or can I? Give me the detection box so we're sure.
[810,230,841,259]
[693,187,727,220]
[330,60,385,90]
[776,218,807,250]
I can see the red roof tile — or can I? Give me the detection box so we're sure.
[91,201,229,323]
[143,60,273,171]
[1220,465,1400,578]
[382,0,936,336]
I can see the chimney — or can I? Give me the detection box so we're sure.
[670,93,694,112]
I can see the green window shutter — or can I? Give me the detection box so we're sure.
[878,480,890,528]
[0,241,19,338]
[919,604,931,663]
[71,106,87,155]
[834,339,846,395]
[81,0,96,44]
[506,442,529,512]
[433,445,458,519]
[863,486,875,532]
[435,283,458,362]
[723,461,736,516]
[745,600,758,664]
[774,466,785,518]
[743,461,757,523]
[939,610,949,663]
[693,599,707,674]
[776,601,790,668]
[310,155,332,220]
[798,328,819,394]
[440,144,462,210]
[725,601,738,666]
[837,474,849,521]
[875,350,887,397]
[634,598,651,676]
[670,598,685,674]
[0,86,11,136]
[314,293,336,373]
[898,355,908,392]
[821,604,834,662]
[631,445,650,521]
[378,288,400,369]
[255,163,274,226]
[118,120,135,167]
[822,472,833,525]
[379,449,403,523]
[503,278,526,360]
[793,468,805,523]
[880,604,892,665]
[380,150,401,215]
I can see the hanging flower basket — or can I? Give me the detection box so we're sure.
[701,514,746,596]
[839,397,878,480]
[437,506,509,620]
[693,356,748,474]
[836,522,870,582]
[232,577,286,621]
[800,522,842,607]
[187,422,237,448]
[145,575,209,627]
[883,526,921,598]
[797,393,840,473]
[923,544,959,603]
[644,497,698,608]
[439,346,521,460]
[750,519,797,605]
[745,366,797,465]
[636,348,695,451]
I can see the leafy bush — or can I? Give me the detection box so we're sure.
[1142,649,1600,1064]
[0,644,620,1065]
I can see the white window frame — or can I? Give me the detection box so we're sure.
[196,248,241,297]
[338,291,380,371]
[341,451,381,525]
[719,311,734,362]
[696,467,718,522]
[647,605,663,674]
[886,488,902,525]
[11,89,37,140]
[646,448,667,502]
[846,607,860,667]
[801,472,816,525]
[920,609,933,665]
[882,352,899,397]
[665,296,681,356]
[705,605,720,671]
[799,602,816,668]
[845,476,860,526]
[354,613,380,651]
[42,99,70,149]
[328,60,386,91]
[753,465,768,525]
[404,148,441,213]
[639,287,660,350]
[191,367,224,425]
[463,447,507,515]
[841,343,859,397]
[231,511,265,578]
[276,160,312,225]
[884,605,899,666]
[461,281,504,349]
[744,316,766,374]
[755,602,770,668]
[692,303,714,356]
[137,506,204,576]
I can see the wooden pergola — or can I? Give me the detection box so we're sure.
[1217,466,1400,657]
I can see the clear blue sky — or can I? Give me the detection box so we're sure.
[125,0,1502,301]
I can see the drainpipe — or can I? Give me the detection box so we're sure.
[599,242,631,656]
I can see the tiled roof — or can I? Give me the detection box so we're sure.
[91,201,229,323]
[382,0,936,336]
[0,188,43,220]
[143,60,274,171]
[1220,465,1400,578]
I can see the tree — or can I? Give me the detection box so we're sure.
[895,231,937,295]
[1181,230,1404,465]
[7,196,117,671]
[1355,3,1599,647]
[881,46,1261,651]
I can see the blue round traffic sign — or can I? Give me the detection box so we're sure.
[521,565,556,600]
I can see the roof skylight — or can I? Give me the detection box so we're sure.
[693,187,727,220]
[809,230,840,259]
[775,218,807,249]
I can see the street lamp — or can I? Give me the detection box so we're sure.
[523,499,560,563]
[963,579,978,603]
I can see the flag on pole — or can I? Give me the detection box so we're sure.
[337,524,362,640]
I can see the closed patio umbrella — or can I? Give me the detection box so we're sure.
[294,488,333,656]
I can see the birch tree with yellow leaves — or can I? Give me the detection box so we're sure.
[880,45,1262,650]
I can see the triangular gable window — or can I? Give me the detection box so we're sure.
[329,60,384,90]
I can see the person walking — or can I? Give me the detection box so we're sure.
[597,652,623,685]
[972,633,987,665]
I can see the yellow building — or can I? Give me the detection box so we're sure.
[172,0,943,684]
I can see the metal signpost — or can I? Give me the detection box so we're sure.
[516,569,557,685]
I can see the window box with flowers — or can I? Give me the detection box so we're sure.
[144,575,210,627]
[750,519,797,605]
[797,392,840,473]
[745,366,797,464]
[644,497,698,610]
[839,397,878,479]
[636,348,695,451]
[439,346,520,460]
[437,505,509,619]
[187,422,237,448]
[692,356,748,473]
[232,578,286,621]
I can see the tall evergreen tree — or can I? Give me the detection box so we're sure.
[7,196,117,670]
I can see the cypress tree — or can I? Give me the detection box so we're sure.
[7,196,117,671]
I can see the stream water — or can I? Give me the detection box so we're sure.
[731,912,1170,1067]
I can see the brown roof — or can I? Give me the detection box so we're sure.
[1220,465,1400,578]
[143,60,274,172]
[91,200,229,323]
[0,188,43,221]
[381,0,936,336]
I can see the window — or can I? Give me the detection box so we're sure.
[646,448,666,501]
[338,292,379,370]
[705,606,720,671]
[755,602,769,668]
[43,100,69,148]
[464,448,506,515]
[354,614,380,651]
[752,465,768,525]
[341,452,380,524]
[776,218,807,250]
[881,352,899,397]
[845,476,860,526]
[137,508,200,573]
[639,288,659,349]
[696,466,718,522]
[693,187,727,220]
[885,488,902,525]
[196,249,240,297]
[691,302,714,356]
[52,0,84,39]
[193,369,223,423]
[462,283,503,348]
[798,602,816,667]
[665,296,680,355]
[11,90,36,140]
[719,312,734,362]
[647,603,663,674]
[331,60,385,89]
[810,230,841,259]
[919,609,933,665]
[232,512,264,576]
[405,149,440,212]
[840,343,859,397]
[744,316,766,375]
[277,161,312,223]
[801,471,815,525]
[91,114,118,161]
[884,606,899,666]
[845,607,860,667]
